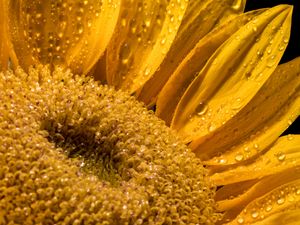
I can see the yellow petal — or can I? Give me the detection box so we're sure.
[0,1,8,70]
[210,135,300,186]
[223,177,300,225]
[91,51,107,84]
[246,209,300,225]
[216,167,300,211]
[137,0,246,106]
[156,9,264,125]
[5,0,120,74]
[171,5,292,144]
[195,56,300,164]
[106,0,188,93]
[0,1,17,70]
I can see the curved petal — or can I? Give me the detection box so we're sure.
[193,56,300,164]
[156,9,264,125]
[246,209,300,225]
[171,5,292,144]
[222,177,300,225]
[106,0,188,93]
[137,0,246,106]
[0,1,17,70]
[210,135,300,186]
[0,1,8,70]
[5,0,120,74]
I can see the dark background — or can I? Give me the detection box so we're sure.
[245,0,299,135]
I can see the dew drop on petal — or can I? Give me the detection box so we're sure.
[208,123,216,132]
[276,152,286,162]
[231,0,243,10]
[251,211,259,218]
[119,43,131,65]
[196,102,208,116]
[287,135,294,141]
[244,146,250,152]
[266,55,276,68]
[265,205,272,212]
[283,37,289,44]
[277,197,285,205]
[217,158,227,164]
[237,216,244,224]
[235,154,244,162]
[231,97,243,110]
[253,143,259,150]
[144,67,150,76]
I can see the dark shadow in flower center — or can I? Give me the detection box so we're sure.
[40,118,122,186]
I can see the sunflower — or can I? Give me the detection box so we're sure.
[0,0,299,224]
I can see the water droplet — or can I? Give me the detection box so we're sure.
[251,211,259,218]
[257,50,262,56]
[266,47,272,54]
[77,24,84,34]
[283,38,289,44]
[119,43,131,65]
[58,32,63,38]
[87,19,92,28]
[235,153,244,162]
[287,135,294,141]
[245,71,252,80]
[144,19,151,27]
[35,13,42,19]
[208,123,216,132]
[265,205,272,212]
[217,158,227,164]
[121,18,126,27]
[232,97,242,110]
[253,143,259,150]
[237,216,244,224]
[278,44,285,51]
[35,32,41,38]
[244,146,250,152]
[276,152,286,161]
[196,102,208,116]
[267,55,276,68]
[144,67,150,76]
[277,197,285,205]
[160,38,166,45]
[231,0,243,11]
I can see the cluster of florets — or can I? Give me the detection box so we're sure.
[0,66,220,224]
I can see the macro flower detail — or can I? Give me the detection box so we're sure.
[3,0,120,74]
[0,0,299,225]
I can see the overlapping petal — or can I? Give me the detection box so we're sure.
[171,5,293,145]
[193,56,300,165]
[5,0,120,74]
[156,9,264,125]
[1,1,300,224]
[0,1,16,71]
[211,135,300,185]
[0,2,8,70]
[106,0,188,94]
[219,167,300,224]
[137,0,246,106]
